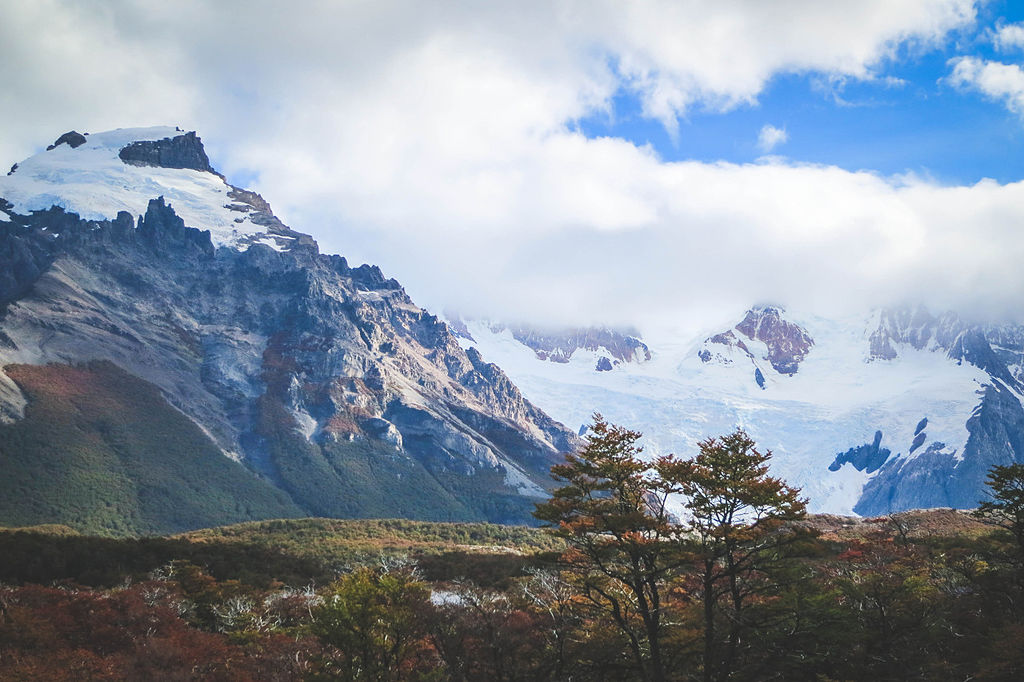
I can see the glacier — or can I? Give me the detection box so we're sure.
[451,310,994,515]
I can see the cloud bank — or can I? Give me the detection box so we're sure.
[5,0,1021,330]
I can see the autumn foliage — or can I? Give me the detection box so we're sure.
[2,421,1024,680]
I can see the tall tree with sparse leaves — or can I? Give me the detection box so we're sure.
[534,414,682,682]
[657,429,806,682]
[978,463,1024,557]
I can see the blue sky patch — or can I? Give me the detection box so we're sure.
[578,1,1024,185]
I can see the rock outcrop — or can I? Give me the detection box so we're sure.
[46,130,88,151]
[734,306,813,375]
[118,131,215,173]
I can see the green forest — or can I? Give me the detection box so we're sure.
[2,419,1024,680]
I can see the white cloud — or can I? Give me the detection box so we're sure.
[757,125,789,153]
[584,0,976,133]
[0,0,978,162]
[4,0,1018,331]
[947,56,1024,116]
[994,22,1024,51]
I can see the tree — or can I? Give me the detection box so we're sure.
[312,562,436,681]
[534,415,683,682]
[978,463,1024,559]
[657,429,806,682]
[825,535,944,681]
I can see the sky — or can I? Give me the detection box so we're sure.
[4,0,1024,332]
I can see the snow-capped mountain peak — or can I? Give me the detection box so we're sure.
[697,304,813,389]
[0,127,579,530]
[0,126,299,251]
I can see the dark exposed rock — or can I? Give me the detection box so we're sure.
[350,263,402,291]
[224,186,314,252]
[754,367,765,389]
[868,327,898,361]
[852,304,1024,514]
[118,132,215,173]
[136,197,214,257]
[595,356,613,372]
[829,430,891,474]
[699,330,753,366]
[862,305,1024,456]
[443,313,475,342]
[947,329,1017,386]
[225,186,273,214]
[984,326,1024,379]
[7,164,17,176]
[0,207,66,309]
[46,131,87,151]
[710,331,749,352]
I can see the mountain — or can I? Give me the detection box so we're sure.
[0,127,576,534]
[452,305,1024,515]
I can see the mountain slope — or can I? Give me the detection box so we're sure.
[0,361,302,535]
[0,127,576,533]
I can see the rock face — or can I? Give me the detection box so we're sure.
[0,128,578,529]
[118,131,215,173]
[866,306,962,361]
[863,305,1018,383]
[852,380,1024,515]
[699,305,813,385]
[829,431,891,474]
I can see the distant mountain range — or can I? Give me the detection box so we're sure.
[0,127,576,535]
[449,304,1024,515]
